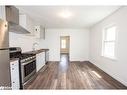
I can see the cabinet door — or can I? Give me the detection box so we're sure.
[10,60,20,89]
[36,52,45,72]
[36,53,41,72]
[34,26,45,39]
[34,26,41,38]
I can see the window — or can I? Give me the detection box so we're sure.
[102,25,116,59]
[61,39,66,49]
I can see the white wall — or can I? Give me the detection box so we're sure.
[90,7,127,86]
[9,32,47,52]
[9,28,89,62]
[45,29,89,61]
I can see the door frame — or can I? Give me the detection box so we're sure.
[60,36,70,61]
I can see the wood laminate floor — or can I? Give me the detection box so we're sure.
[27,54,127,89]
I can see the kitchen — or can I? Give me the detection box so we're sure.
[0,6,49,89]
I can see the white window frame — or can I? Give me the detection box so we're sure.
[102,25,117,60]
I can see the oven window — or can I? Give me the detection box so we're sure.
[24,60,36,77]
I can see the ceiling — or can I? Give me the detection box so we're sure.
[16,6,120,28]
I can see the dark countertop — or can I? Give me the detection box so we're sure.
[23,49,49,55]
[10,58,19,62]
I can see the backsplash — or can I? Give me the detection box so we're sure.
[9,32,47,52]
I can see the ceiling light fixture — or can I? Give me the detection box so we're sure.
[59,10,72,18]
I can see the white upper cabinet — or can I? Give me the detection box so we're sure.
[0,6,6,20]
[19,14,35,35]
[34,25,45,39]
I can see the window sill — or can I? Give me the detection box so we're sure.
[101,55,117,61]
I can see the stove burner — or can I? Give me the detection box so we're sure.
[20,54,35,59]
[9,47,35,60]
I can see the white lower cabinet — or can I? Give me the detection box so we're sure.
[10,59,20,90]
[36,52,45,72]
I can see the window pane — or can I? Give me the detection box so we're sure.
[61,39,66,49]
[104,42,115,57]
[105,26,116,41]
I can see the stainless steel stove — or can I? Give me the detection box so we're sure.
[9,47,36,89]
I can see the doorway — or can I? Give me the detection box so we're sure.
[60,36,70,63]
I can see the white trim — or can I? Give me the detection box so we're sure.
[101,55,117,61]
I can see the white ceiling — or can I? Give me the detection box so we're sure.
[16,6,120,28]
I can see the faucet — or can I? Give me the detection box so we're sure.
[32,42,39,51]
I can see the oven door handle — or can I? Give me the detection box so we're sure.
[21,58,36,66]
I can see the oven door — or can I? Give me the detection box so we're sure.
[21,58,36,84]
